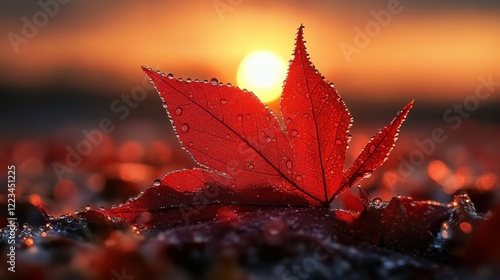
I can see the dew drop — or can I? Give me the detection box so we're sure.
[174,107,183,116]
[295,175,302,181]
[237,115,243,122]
[186,78,192,83]
[286,118,293,124]
[210,78,218,85]
[266,136,272,143]
[286,160,293,169]
[221,99,228,105]
[369,145,376,153]
[153,179,161,186]
[371,198,382,209]
[302,113,309,118]
[167,73,174,79]
[290,130,298,137]
[85,205,92,211]
[335,139,342,145]
[180,124,189,133]
[247,163,254,169]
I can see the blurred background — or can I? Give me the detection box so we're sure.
[0,0,499,220]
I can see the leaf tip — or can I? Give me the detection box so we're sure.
[400,99,415,119]
[405,99,415,109]
[295,25,305,50]
[141,65,153,74]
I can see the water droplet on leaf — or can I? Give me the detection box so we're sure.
[372,197,382,209]
[175,107,183,116]
[369,145,376,153]
[180,124,189,133]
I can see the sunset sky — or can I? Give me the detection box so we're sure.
[1,0,499,105]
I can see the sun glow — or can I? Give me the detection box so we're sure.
[237,50,287,103]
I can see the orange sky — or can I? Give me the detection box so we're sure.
[1,1,499,102]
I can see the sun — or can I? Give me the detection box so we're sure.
[237,50,288,103]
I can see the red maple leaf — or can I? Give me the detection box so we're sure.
[101,25,413,228]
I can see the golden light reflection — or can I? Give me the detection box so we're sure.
[86,173,106,193]
[428,160,448,181]
[237,50,287,103]
[382,171,399,190]
[118,141,145,163]
[146,141,172,164]
[117,163,154,183]
[28,194,42,207]
[25,238,34,247]
[476,173,498,191]
[54,179,78,201]
[460,222,472,234]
